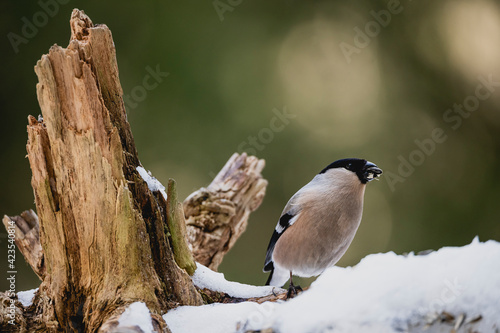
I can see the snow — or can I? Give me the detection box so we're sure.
[192,262,282,298]
[164,238,500,333]
[118,302,154,333]
[17,288,38,307]
[164,302,276,333]
[136,166,167,200]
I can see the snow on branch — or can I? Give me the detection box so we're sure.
[192,263,283,299]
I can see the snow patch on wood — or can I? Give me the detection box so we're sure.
[17,288,38,308]
[192,262,282,298]
[137,166,167,200]
[118,302,154,333]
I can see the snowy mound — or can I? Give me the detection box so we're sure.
[164,238,500,333]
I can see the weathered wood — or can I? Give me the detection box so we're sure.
[0,292,27,332]
[198,288,288,305]
[184,153,267,271]
[2,210,44,279]
[21,8,201,332]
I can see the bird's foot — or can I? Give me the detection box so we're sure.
[286,284,303,299]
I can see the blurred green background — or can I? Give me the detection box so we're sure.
[1,0,499,292]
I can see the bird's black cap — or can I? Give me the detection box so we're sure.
[319,158,382,184]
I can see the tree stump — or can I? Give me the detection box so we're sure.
[0,9,270,332]
[25,8,203,332]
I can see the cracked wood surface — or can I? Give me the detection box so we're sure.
[184,153,267,271]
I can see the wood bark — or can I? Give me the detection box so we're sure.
[184,153,267,271]
[0,9,271,333]
[2,210,44,279]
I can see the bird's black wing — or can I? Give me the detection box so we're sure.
[263,185,304,272]
[263,182,312,285]
[263,212,295,272]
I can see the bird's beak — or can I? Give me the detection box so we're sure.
[363,161,383,182]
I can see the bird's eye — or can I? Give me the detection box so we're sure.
[345,163,352,169]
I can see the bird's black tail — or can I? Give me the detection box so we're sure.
[265,268,274,286]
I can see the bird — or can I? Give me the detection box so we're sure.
[263,158,382,297]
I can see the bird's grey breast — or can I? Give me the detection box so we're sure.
[296,179,365,275]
